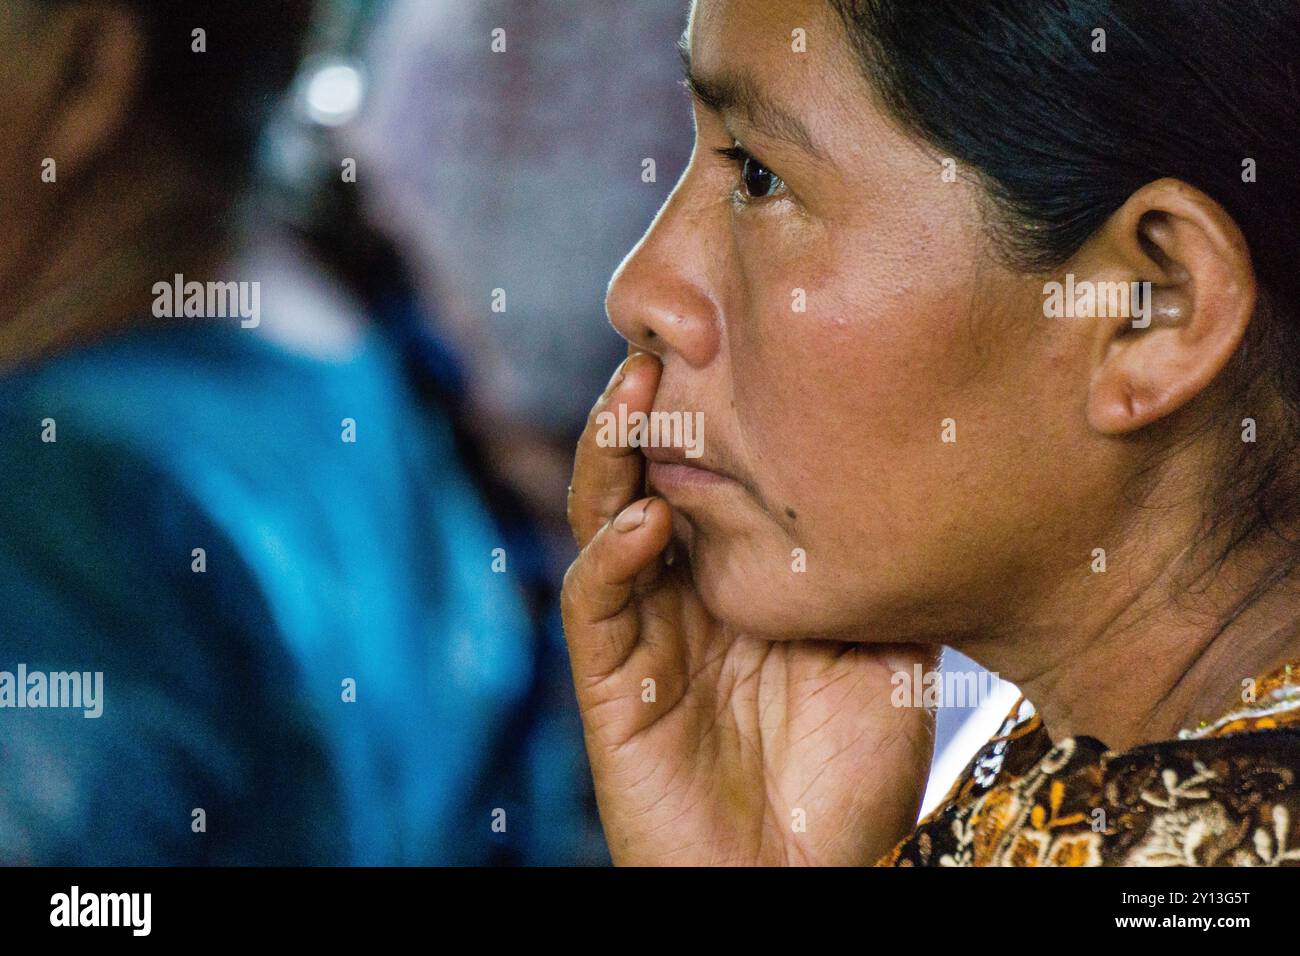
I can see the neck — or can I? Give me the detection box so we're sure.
[0,136,235,370]
[958,516,1300,752]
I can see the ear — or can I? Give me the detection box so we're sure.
[39,4,147,177]
[1079,178,1256,435]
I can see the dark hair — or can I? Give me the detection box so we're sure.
[830,0,1300,584]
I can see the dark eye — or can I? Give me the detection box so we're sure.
[716,144,785,201]
[740,155,781,199]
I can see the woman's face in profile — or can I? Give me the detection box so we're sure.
[608,0,1121,642]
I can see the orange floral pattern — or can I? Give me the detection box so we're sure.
[879,661,1300,867]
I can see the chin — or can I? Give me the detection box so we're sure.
[685,531,838,640]
[683,528,938,643]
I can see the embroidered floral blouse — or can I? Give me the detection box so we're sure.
[880,661,1300,867]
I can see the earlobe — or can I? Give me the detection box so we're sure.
[1086,337,1194,434]
[1083,179,1256,436]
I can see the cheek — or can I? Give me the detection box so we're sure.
[0,89,56,272]
[728,223,991,536]
[0,158,35,277]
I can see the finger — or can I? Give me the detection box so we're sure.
[562,496,672,679]
[568,352,661,547]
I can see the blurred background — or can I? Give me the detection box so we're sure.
[270,0,699,863]
[0,0,1002,864]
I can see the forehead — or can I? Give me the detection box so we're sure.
[685,0,914,183]
[686,0,859,96]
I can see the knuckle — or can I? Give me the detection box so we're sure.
[560,557,587,617]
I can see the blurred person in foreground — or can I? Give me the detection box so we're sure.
[0,0,533,864]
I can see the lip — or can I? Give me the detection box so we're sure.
[642,446,735,494]
[647,460,731,493]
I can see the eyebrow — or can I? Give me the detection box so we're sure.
[677,33,828,162]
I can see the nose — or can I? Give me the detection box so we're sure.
[605,179,722,368]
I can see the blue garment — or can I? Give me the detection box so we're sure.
[0,321,534,864]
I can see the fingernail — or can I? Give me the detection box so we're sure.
[613,499,651,532]
[602,357,630,400]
